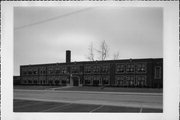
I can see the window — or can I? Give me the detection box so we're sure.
[56,70,61,74]
[28,71,32,75]
[84,65,92,74]
[39,67,46,75]
[126,75,135,86]
[126,64,135,73]
[54,66,67,75]
[33,71,38,75]
[135,63,147,73]
[23,71,27,75]
[93,76,101,86]
[71,66,80,74]
[115,75,125,86]
[85,80,91,85]
[28,80,32,84]
[47,66,54,75]
[84,76,92,85]
[40,70,46,75]
[21,67,28,76]
[116,64,126,74]
[34,80,37,84]
[61,67,67,74]
[155,66,161,79]
[43,80,46,84]
[93,65,101,74]
[136,75,147,87]
[61,76,67,85]
[54,66,61,75]
[101,65,109,74]
[102,76,110,85]
[93,76,101,81]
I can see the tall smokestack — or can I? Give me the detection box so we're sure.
[66,50,71,63]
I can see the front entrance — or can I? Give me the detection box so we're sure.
[72,77,79,86]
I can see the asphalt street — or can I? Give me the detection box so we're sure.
[14,99,162,112]
[14,89,162,109]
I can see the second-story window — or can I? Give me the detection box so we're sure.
[55,70,61,74]
[47,66,54,75]
[93,65,101,74]
[55,66,61,75]
[116,64,125,74]
[136,63,147,73]
[61,67,67,74]
[71,66,80,74]
[28,71,32,75]
[84,65,92,74]
[126,64,135,73]
[39,66,46,75]
[23,71,27,75]
[101,65,109,74]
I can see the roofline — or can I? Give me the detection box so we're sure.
[20,58,163,67]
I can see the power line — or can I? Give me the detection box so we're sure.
[15,7,93,31]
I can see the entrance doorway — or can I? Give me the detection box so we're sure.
[72,76,79,86]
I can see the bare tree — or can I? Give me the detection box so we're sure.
[97,40,109,61]
[87,42,95,61]
[87,40,111,61]
[113,51,119,60]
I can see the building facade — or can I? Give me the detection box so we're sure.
[15,51,163,88]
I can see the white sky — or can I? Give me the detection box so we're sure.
[14,7,163,75]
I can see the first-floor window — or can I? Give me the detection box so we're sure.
[93,76,100,86]
[136,75,147,87]
[34,80,37,84]
[116,80,123,86]
[62,80,66,84]
[102,80,109,85]
[115,75,125,86]
[43,80,46,84]
[28,80,32,84]
[126,76,135,86]
[102,76,110,85]
[85,80,91,85]
[23,80,27,84]
[84,76,92,85]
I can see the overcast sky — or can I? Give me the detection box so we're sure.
[14,7,163,75]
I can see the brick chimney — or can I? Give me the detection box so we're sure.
[66,50,71,63]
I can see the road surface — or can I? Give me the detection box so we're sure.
[14,89,163,109]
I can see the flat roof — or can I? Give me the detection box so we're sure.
[20,58,163,67]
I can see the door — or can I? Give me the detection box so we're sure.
[73,77,79,86]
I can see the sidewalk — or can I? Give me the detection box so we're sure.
[14,89,163,96]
